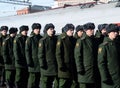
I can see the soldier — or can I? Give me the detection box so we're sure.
[3,27,18,88]
[74,25,84,39]
[115,26,120,42]
[118,26,120,35]
[38,23,58,88]
[74,22,100,88]
[25,23,42,88]
[0,26,8,87]
[13,25,29,88]
[95,23,108,45]
[98,24,120,88]
[56,24,78,88]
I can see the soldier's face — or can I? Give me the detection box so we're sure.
[21,30,28,36]
[77,30,83,38]
[85,29,94,37]
[66,29,74,37]
[33,29,40,35]
[108,31,118,40]
[47,28,54,36]
[1,30,7,36]
[101,29,107,35]
[10,32,17,37]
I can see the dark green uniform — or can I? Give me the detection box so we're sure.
[25,32,42,88]
[98,37,120,88]
[0,34,7,67]
[3,36,16,88]
[74,33,80,39]
[56,33,77,88]
[38,34,58,88]
[95,30,106,45]
[74,34,99,88]
[74,25,84,40]
[13,34,29,88]
[0,34,8,86]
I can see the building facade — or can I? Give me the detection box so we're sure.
[53,0,109,7]
[17,5,51,15]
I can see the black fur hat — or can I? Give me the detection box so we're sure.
[9,27,18,34]
[0,26,8,31]
[64,23,75,32]
[44,23,55,33]
[76,25,83,32]
[19,25,29,33]
[83,22,95,30]
[98,24,108,31]
[106,24,119,33]
[32,23,41,30]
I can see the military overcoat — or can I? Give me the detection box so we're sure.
[13,34,28,68]
[56,33,77,80]
[25,33,42,72]
[38,34,58,76]
[74,34,98,83]
[3,36,15,70]
[98,37,120,88]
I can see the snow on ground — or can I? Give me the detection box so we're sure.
[0,2,120,34]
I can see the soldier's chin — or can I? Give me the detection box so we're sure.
[114,36,117,39]
[89,34,93,37]
[70,35,73,37]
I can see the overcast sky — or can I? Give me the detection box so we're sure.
[0,0,54,17]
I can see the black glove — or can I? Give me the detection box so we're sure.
[41,65,48,70]
[28,63,34,67]
[103,79,113,85]
[78,70,85,75]
[60,66,67,72]
[5,61,12,64]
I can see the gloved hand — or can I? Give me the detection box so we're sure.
[103,79,113,85]
[28,63,34,67]
[78,70,85,75]
[41,65,48,70]
[60,66,67,72]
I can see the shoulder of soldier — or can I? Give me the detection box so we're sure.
[58,33,66,40]
[95,30,102,37]
[61,35,66,39]
[80,35,86,40]
[4,37,10,41]
[2,36,10,45]
[15,34,21,39]
[14,34,21,42]
[40,36,47,41]
[26,37,31,43]
[27,35,33,41]
[102,42,108,45]
[29,34,34,38]
[99,42,108,47]
[53,35,58,39]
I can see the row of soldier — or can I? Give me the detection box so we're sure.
[0,22,120,88]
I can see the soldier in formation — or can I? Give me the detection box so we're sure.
[38,23,58,88]
[74,22,100,88]
[95,23,108,45]
[13,25,29,88]
[25,23,42,88]
[3,27,18,88]
[0,26,8,87]
[74,25,84,39]
[98,24,120,88]
[0,22,120,88]
[56,24,78,88]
